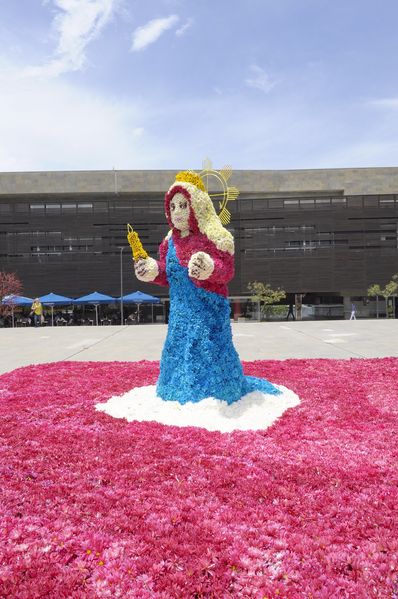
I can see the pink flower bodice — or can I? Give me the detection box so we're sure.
[153,232,234,297]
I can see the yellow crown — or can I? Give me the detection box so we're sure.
[175,170,205,192]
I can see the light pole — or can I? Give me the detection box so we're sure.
[119,246,124,325]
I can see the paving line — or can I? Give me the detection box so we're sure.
[286,326,366,359]
[63,326,129,361]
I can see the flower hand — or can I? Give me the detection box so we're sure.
[134,257,159,282]
[188,252,215,281]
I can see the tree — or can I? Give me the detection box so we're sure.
[248,281,286,320]
[367,274,398,318]
[0,271,23,317]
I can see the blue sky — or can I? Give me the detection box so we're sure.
[0,0,398,171]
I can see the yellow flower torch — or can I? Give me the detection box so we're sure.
[127,224,149,262]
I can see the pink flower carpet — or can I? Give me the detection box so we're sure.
[0,358,397,599]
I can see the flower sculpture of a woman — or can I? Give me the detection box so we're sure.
[132,170,281,405]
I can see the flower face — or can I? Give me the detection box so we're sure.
[169,193,190,232]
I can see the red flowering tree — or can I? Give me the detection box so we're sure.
[0,271,23,316]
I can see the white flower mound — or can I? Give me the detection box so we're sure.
[95,385,300,433]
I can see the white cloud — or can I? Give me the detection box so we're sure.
[0,63,172,171]
[24,0,117,77]
[368,97,398,109]
[245,64,277,94]
[131,15,179,52]
[176,18,193,37]
[314,140,398,169]
[132,127,145,137]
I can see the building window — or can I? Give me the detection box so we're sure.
[46,203,61,214]
[268,199,283,209]
[252,199,269,209]
[347,197,363,208]
[15,203,29,212]
[62,203,77,213]
[364,196,378,207]
[77,203,93,213]
[93,202,108,213]
[30,204,45,213]
[379,196,395,205]
[300,199,314,208]
[111,202,132,211]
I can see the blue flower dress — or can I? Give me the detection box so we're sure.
[156,238,281,404]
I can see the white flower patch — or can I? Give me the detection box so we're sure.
[95,385,300,433]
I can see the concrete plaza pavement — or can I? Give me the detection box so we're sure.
[0,319,397,376]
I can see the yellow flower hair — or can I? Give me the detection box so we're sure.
[175,170,206,192]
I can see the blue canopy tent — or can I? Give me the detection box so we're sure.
[39,293,74,326]
[2,294,34,306]
[119,290,161,324]
[1,295,34,327]
[73,291,116,326]
[121,291,160,303]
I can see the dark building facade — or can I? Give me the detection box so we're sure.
[0,168,397,313]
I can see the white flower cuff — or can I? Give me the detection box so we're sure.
[134,257,159,282]
[188,252,215,281]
